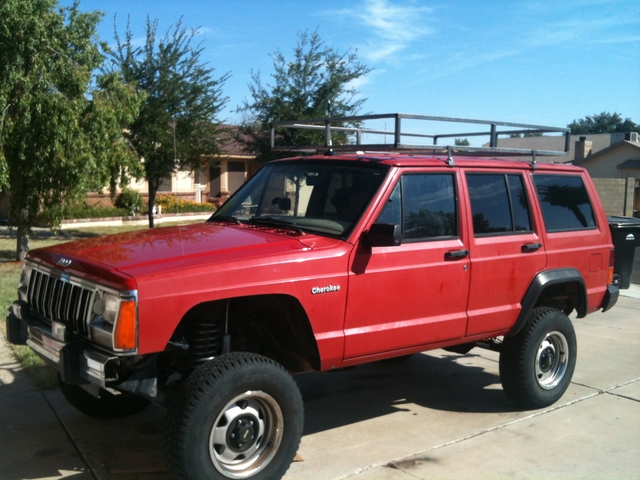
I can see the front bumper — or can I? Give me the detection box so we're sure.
[5,301,119,388]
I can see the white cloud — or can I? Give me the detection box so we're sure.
[523,12,640,48]
[194,26,215,36]
[334,0,435,62]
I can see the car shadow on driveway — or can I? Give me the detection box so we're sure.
[295,350,519,436]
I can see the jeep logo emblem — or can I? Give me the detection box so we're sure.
[56,258,72,268]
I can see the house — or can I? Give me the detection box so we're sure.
[122,125,258,205]
[573,133,640,179]
[573,133,640,217]
[482,132,614,163]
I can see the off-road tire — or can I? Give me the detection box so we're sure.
[499,307,577,409]
[58,374,151,419]
[163,352,303,480]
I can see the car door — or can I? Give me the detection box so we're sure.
[343,169,471,359]
[463,170,547,336]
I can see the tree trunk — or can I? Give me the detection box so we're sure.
[147,184,157,228]
[16,208,30,261]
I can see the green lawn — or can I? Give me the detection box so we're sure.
[1,219,203,390]
[0,259,61,389]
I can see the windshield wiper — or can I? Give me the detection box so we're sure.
[208,215,241,224]
[248,217,303,234]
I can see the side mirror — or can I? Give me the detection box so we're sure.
[368,223,401,247]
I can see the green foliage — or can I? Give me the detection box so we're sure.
[0,0,144,260]
[109,16,229,227]
[64,202,128,219]
[115,188,145,215]
[237,30,372,164]
[455,138,470,146]
[568,112,639,135]
[37,201,129,223]
[0,260,59,390]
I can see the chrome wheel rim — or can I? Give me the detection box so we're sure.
[535,331,569,390]
[209,391,283,479]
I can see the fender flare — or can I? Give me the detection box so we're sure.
[506,268,587,337]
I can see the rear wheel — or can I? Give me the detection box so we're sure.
[58,374,150,419]
[499,307,577,409]
[164,352,303,480]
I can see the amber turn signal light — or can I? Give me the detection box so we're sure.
[607,248,615,285]
[113,300,137,351]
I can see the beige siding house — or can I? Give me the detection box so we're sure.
[93,126,258,207]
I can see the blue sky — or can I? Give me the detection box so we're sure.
[63,0,639,136]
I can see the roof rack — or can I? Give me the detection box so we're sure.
[270,113,571,161]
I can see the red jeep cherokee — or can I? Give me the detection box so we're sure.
[6,116,619,479]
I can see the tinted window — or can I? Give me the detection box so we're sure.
[466,174,532,235]
[215,161,387,237]
[508,175,532,232]
[377,182,402,225]
[533,174,596,231]
[403,174,457,240]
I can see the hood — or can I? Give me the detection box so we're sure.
[28,222,316,280]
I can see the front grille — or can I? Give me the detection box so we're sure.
[27,269,94,336]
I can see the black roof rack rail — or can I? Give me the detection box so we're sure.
[270,114,571,164]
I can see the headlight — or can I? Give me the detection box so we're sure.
[93,291,121,325]
[91,289,138,353]
[18,262,33,302]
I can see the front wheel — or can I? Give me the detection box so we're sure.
[499,307,577,409]
[164,352,303,480]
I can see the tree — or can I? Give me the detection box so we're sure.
[110,17,229,228]
[238,30,372,164]
[568,112,638,135]
[0,0,144,260]
[455,138,470,146]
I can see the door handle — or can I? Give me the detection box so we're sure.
[522,243,542,252]
[446,249,470,259]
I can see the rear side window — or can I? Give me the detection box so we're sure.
[533,174,596,231]
[466,174,532,235]
[376,173,458,241]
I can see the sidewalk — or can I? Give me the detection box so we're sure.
[0,329,92,479]
[1,289,638,479]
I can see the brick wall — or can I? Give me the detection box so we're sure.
[592,178,636,217]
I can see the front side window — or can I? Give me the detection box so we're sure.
[377,173,458,241]
[533,174,596,232]
[466,173,532,235]
[214,161,388,237]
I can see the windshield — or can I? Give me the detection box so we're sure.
[212,160,389,237]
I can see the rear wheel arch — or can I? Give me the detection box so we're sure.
[508,268,587,338]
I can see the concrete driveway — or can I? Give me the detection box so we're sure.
[1,289,639,480]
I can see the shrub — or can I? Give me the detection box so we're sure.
[156,195,215,214]
[115,188,145,216]
[62,202,129,219]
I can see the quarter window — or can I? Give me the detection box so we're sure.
[466,174,532,235]
[533,175,596,231]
